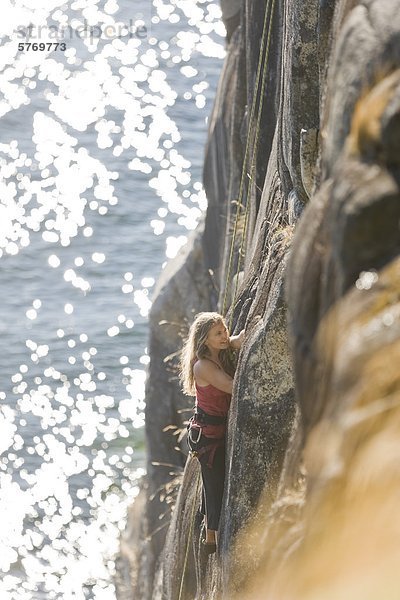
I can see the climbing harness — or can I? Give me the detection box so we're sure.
[193,407,227,426]
[187,408,227,467]
[187,419,202,454]
[222,0,277,326]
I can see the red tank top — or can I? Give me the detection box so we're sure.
[195,383,231,416]
[195,382,231,439]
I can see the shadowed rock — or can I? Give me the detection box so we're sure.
[278,2,400,598]
[132,222,213,597]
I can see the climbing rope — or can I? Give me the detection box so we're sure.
[178,461,202,600]
[222,0,277,326]
[228,0,277,328]
[177,3,278,593]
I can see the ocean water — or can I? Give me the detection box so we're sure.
[0,1,224,598]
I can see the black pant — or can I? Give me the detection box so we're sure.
[188,435,226,531]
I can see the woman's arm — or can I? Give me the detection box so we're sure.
[229,329,245,350]
[194,360,233,394]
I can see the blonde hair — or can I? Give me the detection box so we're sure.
[179,312,236,396]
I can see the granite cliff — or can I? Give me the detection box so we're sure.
[117,1,400,598]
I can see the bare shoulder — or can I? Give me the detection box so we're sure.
[193,358,233,394]
[193,358,218,379]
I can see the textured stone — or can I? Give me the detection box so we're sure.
[300,128,318,197]
[119,1,400,598]
[221,270,295,596]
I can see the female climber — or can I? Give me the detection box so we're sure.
[180,312,244,554]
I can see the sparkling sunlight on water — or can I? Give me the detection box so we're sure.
[0,0,224,598]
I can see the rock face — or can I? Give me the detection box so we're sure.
[120,1,400,599]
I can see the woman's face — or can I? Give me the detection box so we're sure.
[205,321,229,351]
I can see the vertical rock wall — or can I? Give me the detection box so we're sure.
[119,1,400,598]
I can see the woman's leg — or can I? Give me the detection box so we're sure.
[200,445,225,539]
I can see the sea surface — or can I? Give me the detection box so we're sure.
[0,1,224,598]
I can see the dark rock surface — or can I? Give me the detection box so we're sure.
[119,1,400,598]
